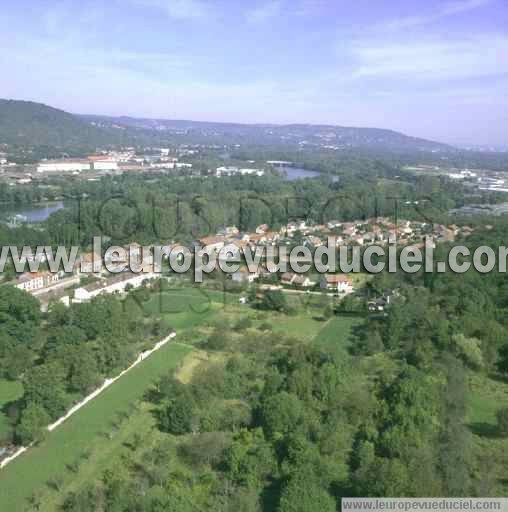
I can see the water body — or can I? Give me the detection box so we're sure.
[0,201,65,224]
[278,166,339,182]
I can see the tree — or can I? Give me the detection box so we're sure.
[497,344,508,375]
[178,431,231,467]
[496,407,508,436]
[0,336,33,379]
[69,351,101,394]
[224,429,276,489]
[23,362,70,418]
[259,290,288,313]
[0,286,41,325]
[160,391,195,435]
[278,471,336,512]
[451,334,484,369]
[17,403,50,444]
[260,392,304,439]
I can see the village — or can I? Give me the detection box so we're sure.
[8,216,475,312]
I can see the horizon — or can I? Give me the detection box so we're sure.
[0,0,507,146]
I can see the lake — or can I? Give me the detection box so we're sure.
[278,166,339,182]
[0,201,65,224]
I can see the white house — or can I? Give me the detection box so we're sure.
[231,267,259,283]
[320,274,353,294]
[73,272,156,302]
[281,272,314,288]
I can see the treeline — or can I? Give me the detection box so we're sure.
[27,170,464,248]
[0,283,166,445]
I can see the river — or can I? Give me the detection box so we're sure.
[0,201,65,224]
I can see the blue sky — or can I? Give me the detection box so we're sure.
[1,0,507,145]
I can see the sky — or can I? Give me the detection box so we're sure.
[0,0,507,146]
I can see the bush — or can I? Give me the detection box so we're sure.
[234,317,253,331]
[496,407,508,436]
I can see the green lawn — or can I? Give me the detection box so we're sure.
[143,287,239,330]
[272,314,328,339]
[467,372,508,427]
[0,343,192,511]
[314,315,363,354]
[467,372,508,495]
[37,401,163,512]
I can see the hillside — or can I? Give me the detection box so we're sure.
[81,114,453,152]
[0,98,453,153]
[0,99,121,148]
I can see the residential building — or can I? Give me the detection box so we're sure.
[231,267,259,283]
[198,236,225,252]
[320,273,353,294]
[73,272,156,302]
[78,252,103,275]
[281,272,314,287]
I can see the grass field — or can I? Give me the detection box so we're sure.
[468,373,508,426]
[467,372,508,495]
[143,286,239,330]
[36,401,163,512]
[314,315,363,354]
[0,343,192,511]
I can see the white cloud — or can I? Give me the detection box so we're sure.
[383,0,491,30]
[351,34,508,81]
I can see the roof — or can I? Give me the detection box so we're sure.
[248,233,266,242]
[39,159,89,165]
[281,272,295,283]
[88,155,117,162]
[18,271,51,282]
[292,274,310,285]
[80,252,102,264]
[234,265,258,275]
[199,236,225,246]
[81,272,143,292]
[323,273,352,285]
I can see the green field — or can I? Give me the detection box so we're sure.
[468,373,508,424]
[143,286,239,330]
[0,343,192,511]
[467,373,508,495]
[314,315,363,353]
